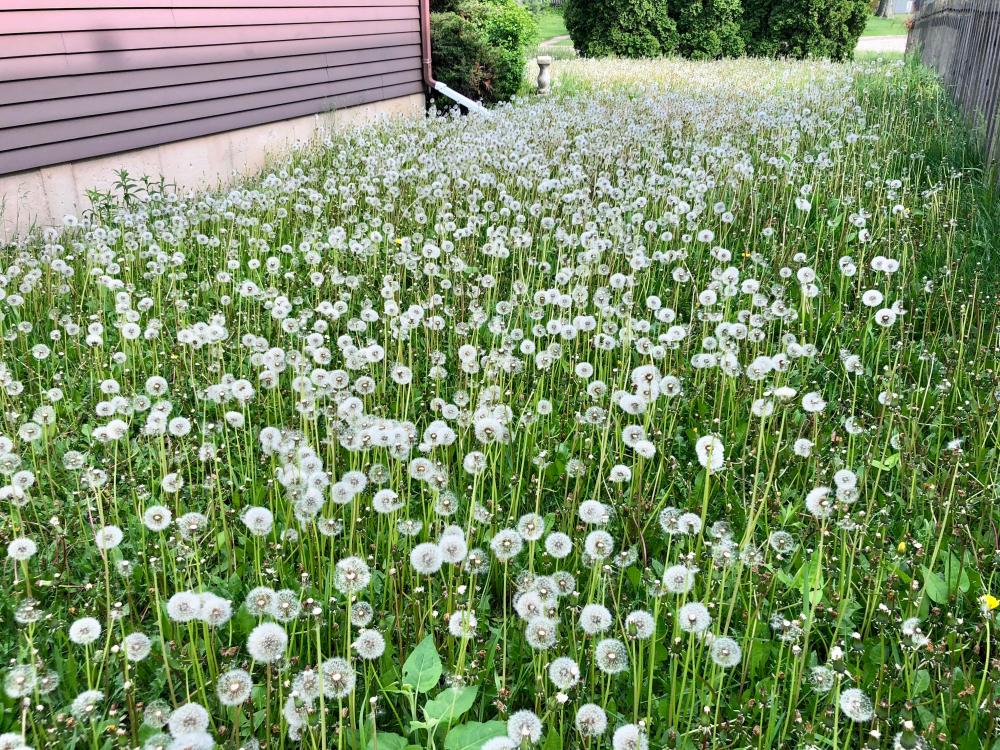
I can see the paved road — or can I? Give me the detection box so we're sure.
[856,35,908,53]
[539,35,571,48]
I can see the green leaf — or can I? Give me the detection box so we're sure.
[870,452,900,471]
[444,721,507,750]
[913,668,930,696]
[922,566,949,604]
[366,733,409,750]
[424,685,478,725]
[775,570,795,589]
[542,728,562,750]
[943,552,971,594]
[402,635,442,694]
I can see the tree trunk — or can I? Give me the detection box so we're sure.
[876,0,895,18]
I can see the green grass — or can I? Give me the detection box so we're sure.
[535,8,568,42]
[2,55,998,750]
[863,13,911,36]
[855,50,905,61]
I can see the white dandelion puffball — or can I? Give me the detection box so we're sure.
[805,486,834,519]
[839,687,874,722]
[802,391,827,413]
[548,657,580,690]
[709,636,742,668]
[167,591,202,623]
[68,617,102,645]
[6,537,36,561]
[143,505,172,532]
[168,702,210,736]
[410,542,444,575]
[240,506,274,536]
[625,610,656,639]
[595,638,629,674]
[662,564,697,595]
[678,602,712,633]
[320,657,357,699]
[574,703,608,737]
[352,628,386,660]
[612,723,649,750]
[507,710,543,745]
[122,632,152,662]
[544,532,573,559]
[695,434,725,472]
[334,556,372,594]
[217,669,253,706]
[247,622,288,663]
[448,610,478,638]
[94,525,123,551]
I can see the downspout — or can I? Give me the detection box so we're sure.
[419,0,492,116]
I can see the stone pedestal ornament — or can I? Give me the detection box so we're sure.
[536,56,552,95]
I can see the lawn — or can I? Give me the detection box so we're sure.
[1,56,998,750]
[864,13,911,35]
[535,8,568,42]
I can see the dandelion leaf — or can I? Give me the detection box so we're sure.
[402,634,442,693]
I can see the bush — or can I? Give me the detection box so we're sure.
[564,0,678,58]
[430,12,493,101]
[471,0,537,51]
[430,0,538,104]
[669,0,744,59]
[564,0,869,61]
[742,0,869,60]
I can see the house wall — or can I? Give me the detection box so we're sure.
[0,92,424,241]
[0,2,427,238]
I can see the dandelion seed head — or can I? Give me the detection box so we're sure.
[839,687,873,722]
[507,710,542,745]
[247,622,287,663]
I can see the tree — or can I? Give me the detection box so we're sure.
[565,0,869,61]
[564,0,678,58]
[430,0,537,104]
[743,0,869,61]
[875,0,895,18]
[669,0,745,59]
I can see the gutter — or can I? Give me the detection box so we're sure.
[418,0,492,116]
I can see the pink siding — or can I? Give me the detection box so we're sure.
[0,3,425,175]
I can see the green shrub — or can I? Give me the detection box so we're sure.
[742,0,869,60]
[430,12,492,102]
[564,0,869,61]
[669,0,744,59]
[473,0,537,51]
[430,0,538,104]
[564,0,678,58]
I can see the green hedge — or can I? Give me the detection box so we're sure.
[565,0,678,58]
[670,0,745,59]
[743,0,869,61]
[430,0,537,105]
[564,0,869,60]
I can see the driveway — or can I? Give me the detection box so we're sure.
[857,35,908,53]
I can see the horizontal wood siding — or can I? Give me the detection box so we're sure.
[0,3,425,175]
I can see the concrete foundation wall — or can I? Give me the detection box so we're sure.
[0,91,424,242]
